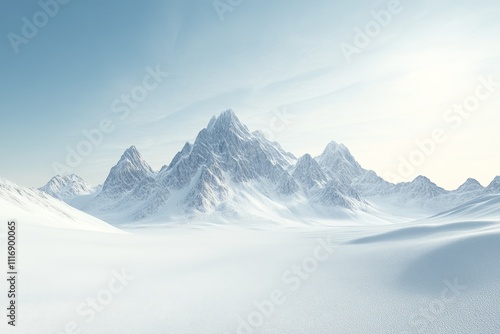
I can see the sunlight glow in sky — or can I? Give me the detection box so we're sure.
[1,0,499,189]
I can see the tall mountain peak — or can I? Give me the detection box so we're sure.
[99,146,155,198]
[323,141,347,153]
[118,145,145,166]
[206,109,249,134]
[316,141,365,181]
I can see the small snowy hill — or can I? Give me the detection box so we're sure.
[430,194,500,221]
[39,174,97,201]
[0,178,120,233]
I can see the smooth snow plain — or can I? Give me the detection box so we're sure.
[1,182,500,333]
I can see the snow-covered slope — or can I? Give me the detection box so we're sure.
[430,194,500,221]
[0,178,120,233]
[8,213,500,334]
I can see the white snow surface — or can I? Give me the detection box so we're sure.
[1,208,499,333]
[3,110,500,333]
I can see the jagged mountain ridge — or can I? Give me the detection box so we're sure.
[51,110,366,223]
[39,110,500,224]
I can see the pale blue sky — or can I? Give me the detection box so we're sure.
[1,0,499,189]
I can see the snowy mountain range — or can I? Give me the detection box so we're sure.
[36,110,500,225]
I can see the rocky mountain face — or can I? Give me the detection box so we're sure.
[97,145,155,200]
[316,141,365,182]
